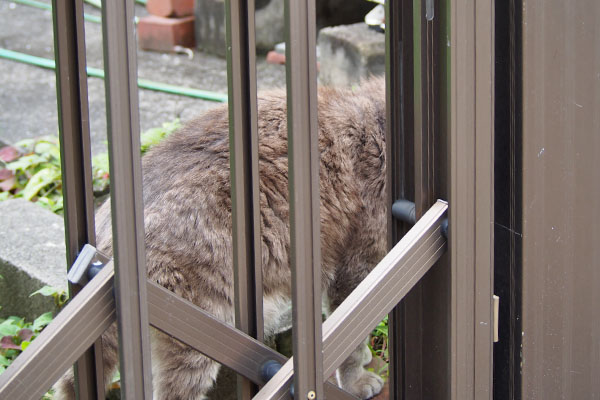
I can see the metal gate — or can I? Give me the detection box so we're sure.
[0,0,496,399]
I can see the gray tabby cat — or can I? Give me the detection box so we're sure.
[54,78,387,399]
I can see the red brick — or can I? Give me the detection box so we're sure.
[266,51,320,72]
[137,15,196,53]
[146,0,195,18]
[266,50,286,65]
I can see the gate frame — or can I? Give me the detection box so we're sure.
[0,0,497,399]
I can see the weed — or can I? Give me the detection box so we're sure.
[0,119,181,214]
[368,315,389,379]
[0,137,63,213]
[0,286,66,374]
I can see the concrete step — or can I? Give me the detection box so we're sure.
[0,199,67,321]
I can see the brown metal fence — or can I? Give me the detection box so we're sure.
[0,0,499,399]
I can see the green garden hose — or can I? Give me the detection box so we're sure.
[0,48,228,103]
[11,0,102,23]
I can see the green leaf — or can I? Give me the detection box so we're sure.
[13,138,36,153]
[140,119,181,153]
[51,196,64,213]
[33,312,53,331]
[34,140,61,162]
[21,167,61,200]
[161,119,181,132]
[140,127,166,152]
[5,154,47,172]
[0,354,11,366]
[38,195,64,213]
[30,286,62,298]
[0,320,19,337]
[20,341,30,351]
[36,196,53,208]
[42,389,55,400]
[4,349,18,359]
[373,325,388,337]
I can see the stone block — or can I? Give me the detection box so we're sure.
[194,0,373,58]
[194,0,227,57]
[147,0,195,18]
[0,199,67,321]
[195,0,284,57]
[137,15,196,53]
[318,22,385,88]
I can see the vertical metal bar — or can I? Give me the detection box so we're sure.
[388,0,453,397]
[284,0,323,399]
[414,0,437,214]
[450,0,495,397]
[51,0,104,398]
[450,1,476,396]
[408,0,452,398]
[493,0,523,397]
[224,0,263,398]
[473,0,494,396]
[101,0,153,398]
[399,1,426,397]
[385,0,414,398]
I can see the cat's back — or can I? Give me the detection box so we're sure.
[94,81,386,293]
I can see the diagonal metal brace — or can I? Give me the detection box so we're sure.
[147,281,357,399]
[0,197,452,400]
[0,260,116,400]
[253,200,448,400]
[0,260,356,399]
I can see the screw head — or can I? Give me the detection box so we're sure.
[307,390,316,399]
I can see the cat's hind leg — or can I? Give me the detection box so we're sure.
[150,329,222,400]
[336,338,384,399]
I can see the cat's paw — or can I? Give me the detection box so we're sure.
[344,369,384,400]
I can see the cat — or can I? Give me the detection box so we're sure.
[54,77,387,400]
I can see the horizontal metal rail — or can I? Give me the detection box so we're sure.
[147,281,282,385]
[253,200,448,399]
[0,261,116,400]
